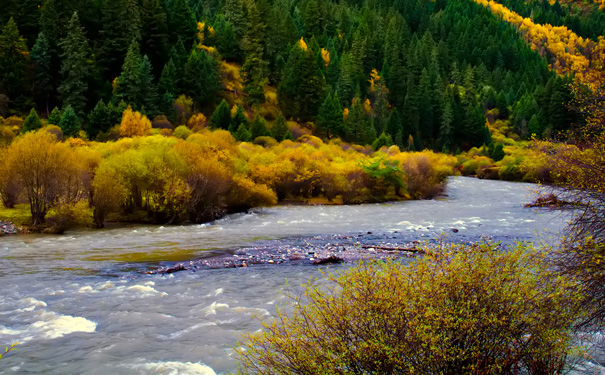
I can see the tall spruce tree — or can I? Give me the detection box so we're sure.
[21,108,42,133]
[31,32,54,114]
[58,12,90,119]
[114,40,143,108]
[59,104,81,137]
[209,99,231,129]
[241,1,268,105]
[0,18,29,104]
[167,0,197,46]
[183,49,221,107]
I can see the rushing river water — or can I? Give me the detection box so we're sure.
[0,177,578,374]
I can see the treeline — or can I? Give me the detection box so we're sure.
[497,0,605,41]
[0,128,454,229]
[0,0,580,150]
[473,0,605,91]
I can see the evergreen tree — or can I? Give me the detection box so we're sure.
[317,92,344,139]
[463,103,487,148]
[58,12,90,119]
[167,0,197,46]
[98,0,131,79]
[372,132,394,150]
[241,1,268,105]
[140,0,169,74]
[272,112,292,141]
[183,49,221,107]
[159,59,178,97]
[278,39,325,120]
[401,76,420,146]
[139,55,159,116]
[47,107,61,125]
[114,40,143,108]
[347,95,374,145]
[0,18,29,103]
[250,115,271,139]
[169,39,188,78]
[386,107,403,148]
[418,68,434,146]
[214,16,240,61]
[490,142,505,161]
[234,122,252,142]
[31,32,54,114]
[87,99,111,139]
[209,99,231,129]
[22,108,42,133]
[59,104,81,137]
[229,104,249,132]
[438,100,454,153]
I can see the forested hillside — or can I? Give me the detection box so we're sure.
[0,0,580,149]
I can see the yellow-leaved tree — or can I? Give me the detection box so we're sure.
[119,106,151,137]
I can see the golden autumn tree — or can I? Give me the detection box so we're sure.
[119,106,152,137]
[3,130,82,225]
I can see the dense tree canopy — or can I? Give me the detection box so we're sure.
[0,0,597,150]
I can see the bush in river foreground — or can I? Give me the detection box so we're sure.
[237,243,585,374]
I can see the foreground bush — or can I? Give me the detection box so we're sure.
[237,243,583,374]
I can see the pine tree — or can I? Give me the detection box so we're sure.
[272,112,292,141]
[209,99,231,129]
[167,0,197,46]
[317,92,344,139]
[418,68,434,146]
[372,132,394,150]
[140,0,169,74]
[159,59,178,96]
[278,38,325,120]
[234,122,252,142]
[87,99,111,139]
[183,49,221,107]
[114,40,143,108]
[214,16,241,61]
[47,107,61,125]
[59,104,81,137]
[347,95,374,144]
[169,39,188,78]
[250,115,271,139]
[31,32,54,114]
[98,0,131,79]
[58,12,90,119]
[22,108,42,133]
[386,108,403,148]
[139,55,159,116]
[229,104,249,132]
[241,1,268,105]
[438,100,454,153]
[0,18,29,102]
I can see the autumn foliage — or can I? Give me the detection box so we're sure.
[0,126,456,229]
[237,242,583,374]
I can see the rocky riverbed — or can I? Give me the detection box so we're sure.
[148,231,501,274]
[0,220,17,236]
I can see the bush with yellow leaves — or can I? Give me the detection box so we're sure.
[237,242,585,374]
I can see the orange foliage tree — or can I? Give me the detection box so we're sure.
[119,106,152,137]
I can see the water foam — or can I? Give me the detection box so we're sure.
[124,360,217,375]
[30,312,97,339]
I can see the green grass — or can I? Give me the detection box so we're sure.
[0,203,31,225]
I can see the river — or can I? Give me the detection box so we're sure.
[0,177,576,374]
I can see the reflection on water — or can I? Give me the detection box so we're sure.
[0,177,575,374]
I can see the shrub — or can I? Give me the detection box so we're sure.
[173,125,193,140]
[237,242,584,374]
[46,200,92,233]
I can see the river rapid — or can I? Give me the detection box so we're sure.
[0,177,574,374]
